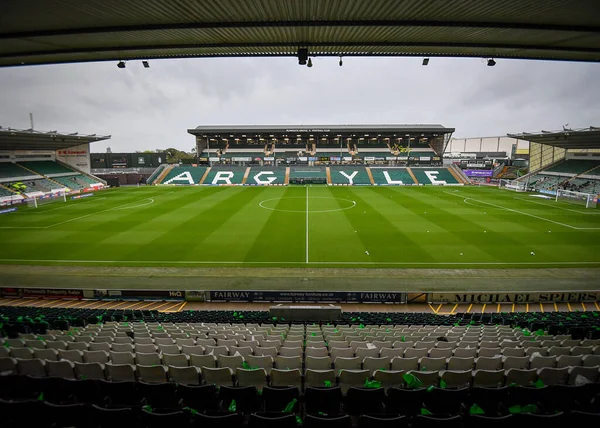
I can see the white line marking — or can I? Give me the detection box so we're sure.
[20,197,108,214]
[444,191,600,230]
[45,197,156,229]
[259,196,356,213]
[306,185,309,264]
[110,198,154,210]
[0,259,599,266]
[513,197,600,215]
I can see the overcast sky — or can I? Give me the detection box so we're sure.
[0,57,598,153]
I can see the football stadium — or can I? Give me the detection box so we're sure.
[1,1,600,427]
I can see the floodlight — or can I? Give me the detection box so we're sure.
[142,60,149,68]
[298,48,308,65]
[422,58,429,66]
[307,58,313,68]
[487,58,496,66]
[339,57,343,66]
[117,61,126,69]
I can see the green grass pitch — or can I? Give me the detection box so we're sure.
[1,185,599,268]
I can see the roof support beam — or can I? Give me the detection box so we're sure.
[2,41,599,61]
[2,20,600,39]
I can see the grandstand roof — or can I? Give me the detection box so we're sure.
[1,0,599,67]
[0,127,111,151]
[507,127,600,150]
[188,124,454,136]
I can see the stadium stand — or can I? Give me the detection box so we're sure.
[203,166,247,185]
[545,160,600,175]
[17,161,76,176]
[0,186,14,197]
[160,166,208,185]
[246,167,286,185]
[289,166,328,184]
[329,166,371,185]
[0,306,599,427]
[0,162,41,180]
[370,168,416,185]
[411,168,460,185]
[53,174,100,190]
[6,179,66,193]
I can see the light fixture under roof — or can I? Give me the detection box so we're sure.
[422,58,429,66]
[487,58,496,66]
[142,60,149,68]
[117,61,126,69]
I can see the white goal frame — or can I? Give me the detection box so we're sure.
[27,192,67,208]
[556,189,598,208]
[499,179,527,192]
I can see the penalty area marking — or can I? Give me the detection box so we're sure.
[110,198,154,210]
[259,196,356,213]
[444,191,600,230]
[512,196,600,215]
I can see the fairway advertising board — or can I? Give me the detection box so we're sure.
[429,292,600,304]
[207,290,406,303]
[93,289,185,300]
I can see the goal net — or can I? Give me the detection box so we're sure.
[499,179,527,192]
[27,192,67,208]
[556,189,598,208]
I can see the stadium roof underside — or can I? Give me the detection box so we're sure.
[508,127,600,150]
[0,128,111,151]
[1,0,600,67]
[188,124,454,136]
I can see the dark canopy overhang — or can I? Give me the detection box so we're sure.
[508,127,600,150]
[0,127,111,151]
[1,0,599,67]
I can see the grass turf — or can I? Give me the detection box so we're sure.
[0,185,599,268]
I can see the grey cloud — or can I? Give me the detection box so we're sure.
[0,56,598,152]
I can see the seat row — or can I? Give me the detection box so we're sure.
[2,374,600,427]
[2,356,599,391]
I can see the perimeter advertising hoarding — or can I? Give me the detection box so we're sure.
[21,288,83,299]
[429,292,600,304]
[93,289,185,300]
[206,290,406,303]
[463,169,493,177]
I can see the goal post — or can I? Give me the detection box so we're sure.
[556,189,598,208]
[499,179,527,192]
[27,191,67,208]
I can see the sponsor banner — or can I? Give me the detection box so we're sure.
[207,290,406,303]
[209,157,220,162]
[364,157,375,161]
[298,157,308,161]
[429,292,600,304]
[330,157,341,161]
[539,189,557,196]
[185,291,206,302]
[0,207,17,214]
[56,143,91,174]
[93,289,185,300]
[0,288,20,298]
[264,157,274,161]
[419,157,431,161]
[21,288,83,299]
[232,157,252,162]
[463,169,493,177]
[71,193,94,200]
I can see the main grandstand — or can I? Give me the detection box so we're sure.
[1,1,600,425]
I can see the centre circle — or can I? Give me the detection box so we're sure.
[259,196,356,213]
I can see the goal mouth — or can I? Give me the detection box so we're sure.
[556,189,598,209]
[498,179,527,192]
